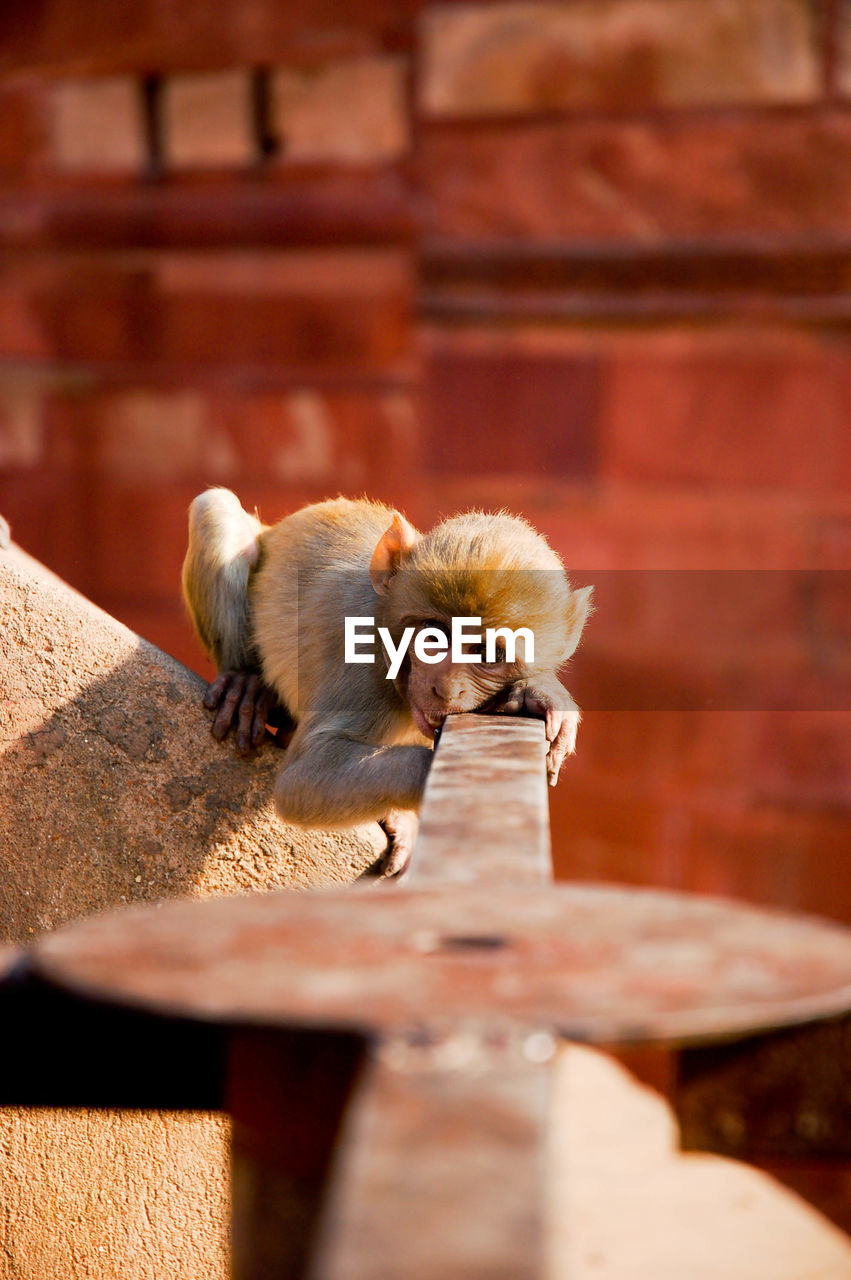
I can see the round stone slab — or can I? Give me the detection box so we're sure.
[32,884,851,1046]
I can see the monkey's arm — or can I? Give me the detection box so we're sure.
[273,729,432,828]
[489,675,581,787]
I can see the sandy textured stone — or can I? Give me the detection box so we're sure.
[163,69,253,169]
[421,0,820,117]
[50,76,144,172]
[0,540,382,1280]
[272,56,409,162]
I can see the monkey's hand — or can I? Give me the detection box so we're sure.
[376,808,419,878]
[203,670,295,756]
[491,678,581,787]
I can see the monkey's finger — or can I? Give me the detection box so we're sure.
[546,711,581,786]
[250,685,279,748]
[380,842,413,877]
[235,673,261,754]
[204,672,233,711]
[546,735,569,787]
[211,672,248,741]
[489,683,527,716]
[520,688,559,741]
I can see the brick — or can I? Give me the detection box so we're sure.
[208,388,419,492]
[163,69,254,170]
[423,341,598,478]
[422,110,851,243]
[422,0,820,117]
[0,249,412,374]
[0,172,414,252]
[600,331,851,493]
[74,384,418,490]
[0,0,417,78]
[81,458,414,604]
[89,389,216,479]
[50,77,144,172]
[272,56,409,163]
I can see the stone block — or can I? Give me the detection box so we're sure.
[50,76,144,172]
[272,56,409,162]
[421,0,820,116]
[163,69,254,170]
[423,338,598,478]
[600,330,851,493]
[422,110,851,243]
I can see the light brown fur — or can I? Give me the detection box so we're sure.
[182,489,591,875]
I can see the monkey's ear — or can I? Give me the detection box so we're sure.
[565,584,594,651]
[370,512,419,595]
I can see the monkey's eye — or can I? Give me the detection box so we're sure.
[421,619,449,641]
[489,645,507,664]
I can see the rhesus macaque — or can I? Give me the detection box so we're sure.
[182,490,591,876]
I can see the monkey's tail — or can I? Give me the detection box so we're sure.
[182,488,265,671]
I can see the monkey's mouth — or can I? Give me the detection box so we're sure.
[411,704,446,741]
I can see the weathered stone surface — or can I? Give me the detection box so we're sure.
[50,77,144,172]
[0,539,381,1280]
[421,0,820,117]
[272,56,409,162]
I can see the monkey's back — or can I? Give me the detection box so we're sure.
[250,498,400,724]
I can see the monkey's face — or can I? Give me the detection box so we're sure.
[397,619,520,741]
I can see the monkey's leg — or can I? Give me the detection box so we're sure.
[205,670,295,756]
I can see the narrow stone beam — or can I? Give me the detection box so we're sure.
[410,713,552,887]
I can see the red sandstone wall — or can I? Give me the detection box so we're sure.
[0,0,849,916]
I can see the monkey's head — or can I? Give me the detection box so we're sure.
[370,510,592,740]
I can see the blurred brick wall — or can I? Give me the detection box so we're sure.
[1,0,849,916]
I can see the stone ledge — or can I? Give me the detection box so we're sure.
[0,537,382,935]
[0,533,381,1280]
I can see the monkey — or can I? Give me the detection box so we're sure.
[182,489,592,876]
